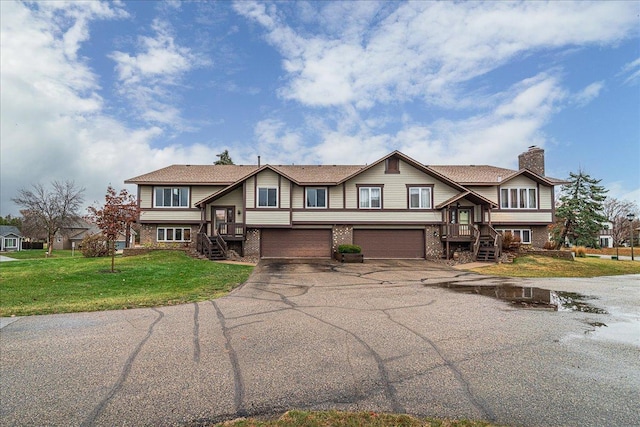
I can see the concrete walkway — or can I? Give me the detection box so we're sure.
[0,255,19,262]
[1,260,639,426]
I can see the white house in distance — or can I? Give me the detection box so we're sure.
[125,147,565,261]
[598,222,614,248]
[0,226,23,252]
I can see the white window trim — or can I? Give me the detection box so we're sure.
[157,227,192,242]
[305,187,327,209]
[4,238,18,248]
[409,187,432,209]
[498,228,532,244]
[257,187,278,208]
[359,187,382,209]
[154,187,190,208]
[500,187,537,209]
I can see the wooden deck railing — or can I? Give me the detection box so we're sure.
[217,222,245,240]
[440,223,474,239]
[478,224,503,258]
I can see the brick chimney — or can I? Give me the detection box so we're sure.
[518,146,545,176]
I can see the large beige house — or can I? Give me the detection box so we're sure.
[125,146,564,261]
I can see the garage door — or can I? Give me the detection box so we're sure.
[353,229,425,259]
[261,229,332,258]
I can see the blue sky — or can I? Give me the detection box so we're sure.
[1,0,639,216]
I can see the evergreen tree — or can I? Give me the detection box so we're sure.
[552,169,608,248]
[214,150,234,165]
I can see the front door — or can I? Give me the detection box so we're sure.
[455,208,472,236]
[212,207,234,235]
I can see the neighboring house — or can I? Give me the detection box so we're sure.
[598,222,614,248]
[0,226,23,252]
[53,219,134,250]
[125,146,565,261]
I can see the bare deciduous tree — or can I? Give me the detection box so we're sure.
[603,198,639,248]
[11,181,85,256]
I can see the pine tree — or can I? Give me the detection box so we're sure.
[552,169,608,249]
[214,150,234,165]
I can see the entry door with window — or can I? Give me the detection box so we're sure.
[457,208,472,236]
[213,207,234,235]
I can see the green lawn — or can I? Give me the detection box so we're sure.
[214,410,500,427]
[471,255,640,277]
[0,250,253,316]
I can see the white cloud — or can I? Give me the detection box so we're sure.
[265,72,565,169]
[0,1,221,216]
[235,1,639,109]
[109,18,210,128]
[573,81,605,107]
[620,57,640,85]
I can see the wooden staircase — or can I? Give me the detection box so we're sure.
[473,225,503,262]
[476,236,498,261]
[196,231,227,260]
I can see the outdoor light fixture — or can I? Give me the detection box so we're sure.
[627,213,635,261]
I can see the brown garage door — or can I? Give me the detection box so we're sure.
[261,229,332,258]
[353,229,425,259]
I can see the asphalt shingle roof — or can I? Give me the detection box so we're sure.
[0,225,22,237]
[126,162,564,186]
[125,165,260,185]
[428,165,517,184]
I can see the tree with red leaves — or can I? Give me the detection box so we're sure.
[87,186,139,272]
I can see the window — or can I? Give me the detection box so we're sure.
[157,227,191,242]
[306,188,327,208]
[4,238,17,248]
[359,187,381,209]
[409,187,432,209]
[500,188,536,209]
[155,187,189,207]
[258,187,278,207]
[498,229,532,244]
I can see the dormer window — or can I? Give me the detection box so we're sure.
[385,157,400,174]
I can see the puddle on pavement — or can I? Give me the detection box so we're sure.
[429,282,607,313]
[586,320,640,346]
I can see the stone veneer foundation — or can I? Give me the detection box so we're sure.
[332,225,353,252]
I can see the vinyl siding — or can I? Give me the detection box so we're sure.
[539,185,552,209]
[140,186,153,208]
[139,210,201,222]
[344,160,459,209]
[255,170,287,207]
[471,186,498,204]
[246,177,255,207]
[292,210,441,223]
[281,179,291,209]
[245,210,291,225]
[501,175,536,188]
[205,188,243,221]
[491,211,553,223]
[330,186,344,208]
[141,185,221,209]
[192,186,224,207]
[291,185,304,209]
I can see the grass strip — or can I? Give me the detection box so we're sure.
[0,250,253,316]
[213,410,500,427]
[471,255,640,277]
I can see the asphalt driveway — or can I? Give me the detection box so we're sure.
[1,260,639,426]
